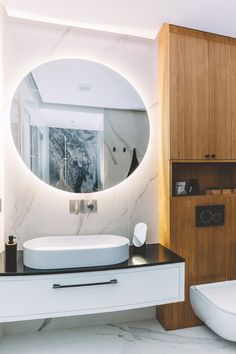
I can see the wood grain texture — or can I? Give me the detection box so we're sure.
[157,24,171,246]
[157,196,199,329]
[229,197,236,279]
[157,23,236,330]
[229,45,236,159]
[169,32,210,159]
[169,24,236,46]
[171,159,236,163]
[157,195,233,329]
[209,41,231,159]
[209,41,236,159]
[172,162,236,196]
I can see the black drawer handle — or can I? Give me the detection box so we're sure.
[211,154,216,158]
[205,154,210,158]
[53,279,118,289]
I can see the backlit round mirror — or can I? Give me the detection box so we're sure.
[10,59,150,193]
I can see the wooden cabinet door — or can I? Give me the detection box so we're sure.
[196,196,231,283]
[171,195,230,285]
[163,195,231,329]
[169,33,210,160]
[209,41,236,159]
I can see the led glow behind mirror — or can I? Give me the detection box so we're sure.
[10,59,150,193]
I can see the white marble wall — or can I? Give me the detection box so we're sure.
[104,109,149,189]
[3,15,158,249]
[0,5,4,252]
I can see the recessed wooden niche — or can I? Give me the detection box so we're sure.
[172,162,236,197]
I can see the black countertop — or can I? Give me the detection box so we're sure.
[0,243,184,276]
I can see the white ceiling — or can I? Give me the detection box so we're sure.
[34,109,104,131]
[32,59,145,110]
[3,0,236,39]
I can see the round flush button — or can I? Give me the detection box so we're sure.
[213,212,222,223]
[200,210,213,224]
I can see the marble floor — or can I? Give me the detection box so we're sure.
[0,319,236,354]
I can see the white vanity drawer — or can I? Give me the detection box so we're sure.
[0,263,184,322]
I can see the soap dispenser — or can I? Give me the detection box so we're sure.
[5,235,17,272]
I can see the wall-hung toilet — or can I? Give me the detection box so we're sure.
[190,280,236,342]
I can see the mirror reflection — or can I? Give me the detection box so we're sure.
[10,59,149,193]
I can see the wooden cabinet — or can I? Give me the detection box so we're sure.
[209,40,236,159]
[157,161,236,329]
[160,24,236,160]
[157,193,234,330]
[157,22,236,330]
[170,32,210,160]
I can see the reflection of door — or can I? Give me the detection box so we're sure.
[30,125,43,179]
[20,108,31,169]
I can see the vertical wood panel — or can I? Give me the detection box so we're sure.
[228,44,236,159]
[170,33,209,159]
[157,195,232,329]
[157,23,236,330]
[209,41,232,159]
[229,197,236,279]
[196,196,231,283]
[157,24,171,246]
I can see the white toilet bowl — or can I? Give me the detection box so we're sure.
[190,280,236,342]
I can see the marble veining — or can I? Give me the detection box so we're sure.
[4,16,158,248]
[49,127,101,193]
[45,27,72,59]
[100,208,128,234]
[104,140,118,165]
[102,34,129,59]
[1,319,236,353]
[129,173,158,221]
[38,319,52,332]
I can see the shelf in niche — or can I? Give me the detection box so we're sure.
[171,193,236,200]
[172,161,236,197]
[171,160,236,163]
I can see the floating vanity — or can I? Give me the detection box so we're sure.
[0,243,184,323]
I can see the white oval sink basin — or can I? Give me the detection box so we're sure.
[23,235,130,270]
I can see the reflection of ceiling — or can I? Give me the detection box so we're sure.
[33,108,104,131]
[4,0,236,40]
[32,59,145,110]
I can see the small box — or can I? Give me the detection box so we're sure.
[205,188,221,195]
[221,189,232,194]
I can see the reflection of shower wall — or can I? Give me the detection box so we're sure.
[104,109,149,189]
[30,125,45,180]
[10,74,48,181]
[49,127,102,193]
[10,95,31,169]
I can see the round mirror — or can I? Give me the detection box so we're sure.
[10,59,150,193]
